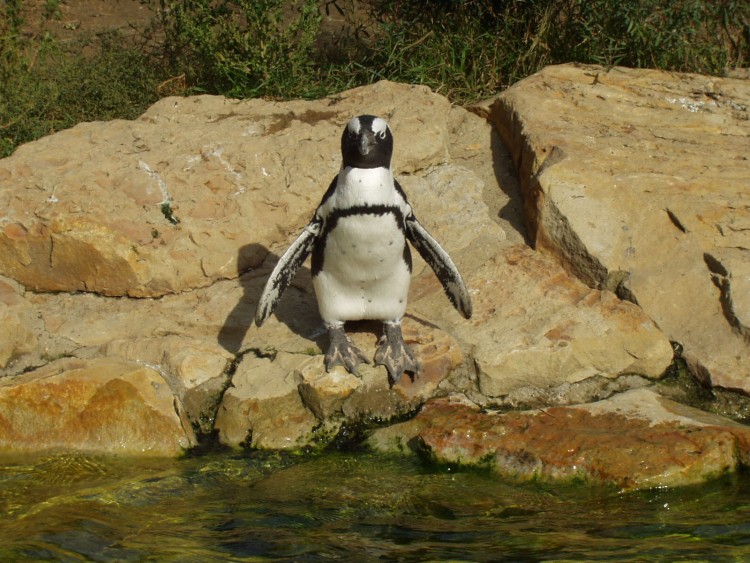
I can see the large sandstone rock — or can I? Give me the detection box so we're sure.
[215,351,319,450]
[412,244,671,399]
[0,79,675,457]
[486,64,750,392]
[369,389,750,489]
[0,357,196,456]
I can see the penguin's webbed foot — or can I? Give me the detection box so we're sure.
[375,321,420,386]
[325,324,369,375]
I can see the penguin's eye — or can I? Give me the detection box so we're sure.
[378,130,386,140]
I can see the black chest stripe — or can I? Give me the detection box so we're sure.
[325,204,406,232]
[312,204,407,276]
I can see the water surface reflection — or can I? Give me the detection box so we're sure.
[1,451,749,561]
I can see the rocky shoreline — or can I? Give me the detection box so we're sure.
[1,64,748,489]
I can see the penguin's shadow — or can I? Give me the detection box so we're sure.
[217,243,327,355]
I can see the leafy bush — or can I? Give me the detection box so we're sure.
[147,0,750,103]
[152,0,324,98]
[1,0,748,156]
[0,1,163,157]
[327,0,556,99]
[547,0,750,71]
[331,0,749,99]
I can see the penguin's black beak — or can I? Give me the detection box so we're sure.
[358,130,376,156]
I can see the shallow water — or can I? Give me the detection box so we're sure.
[1,450,749,562]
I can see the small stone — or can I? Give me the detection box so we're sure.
[298,365,362,419]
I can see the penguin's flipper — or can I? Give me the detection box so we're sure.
[405,215,473,319]
[255,219,321,326]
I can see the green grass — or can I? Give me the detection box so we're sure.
[151,0,325,99]
[1,0,748,157]
[0,0,165,157]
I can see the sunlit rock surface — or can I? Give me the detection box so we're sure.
[486,63,750,393]
[0,357,196,456]
[0,278,38,369]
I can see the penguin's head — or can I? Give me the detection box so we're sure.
[341,115,393,169]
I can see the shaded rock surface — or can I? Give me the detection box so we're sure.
[0,73,744,487]
[486,64,750,393]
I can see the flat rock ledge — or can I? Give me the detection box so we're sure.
[369,389,750,490]
[0,72,747,488]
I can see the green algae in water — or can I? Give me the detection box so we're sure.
[1,451,750,561]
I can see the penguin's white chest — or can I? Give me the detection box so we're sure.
[313,170,412,324]
[324,213,406,283]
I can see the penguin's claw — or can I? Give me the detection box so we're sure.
[374,322,420,386]
[325,325,369,375]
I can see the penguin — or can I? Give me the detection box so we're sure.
[256,115,472,385]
